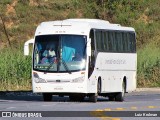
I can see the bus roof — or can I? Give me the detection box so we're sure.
[66,19,135,31]
[35,19,135,36]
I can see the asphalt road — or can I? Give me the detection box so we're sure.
[0,88,160,120]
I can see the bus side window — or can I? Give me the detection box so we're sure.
[130,33,136,53]
[35,43,43,64]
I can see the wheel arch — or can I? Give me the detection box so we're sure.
[97,76,102,93]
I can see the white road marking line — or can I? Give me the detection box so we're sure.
[155,99,160,101]
[42,105,52,107]
[6,107,16,109]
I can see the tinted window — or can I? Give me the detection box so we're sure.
[94,30,136,53]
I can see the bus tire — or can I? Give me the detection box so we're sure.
[108,96,115,101]
[43,93,52,101]
[69,95,75,101]
[97,79,101,94]
[89,93,97,103]
[115,82,125,102]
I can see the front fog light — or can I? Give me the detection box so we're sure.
[72,76,84,83]
[34,78,46,83]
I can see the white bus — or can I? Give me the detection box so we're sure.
[24,19,137,102]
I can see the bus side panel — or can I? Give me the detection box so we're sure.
[94,52,137,93]
[100,71,124,93]
[100,71,136,93]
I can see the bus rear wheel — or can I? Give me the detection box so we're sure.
[115,82,125,102]
[43,93,52,101]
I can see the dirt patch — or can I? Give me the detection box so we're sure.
[5,0,18,16]
[6,4,16,15]
[5,0,18,29]
[5,19,14,29]
[138,14,149,24]
[137,8,153,24]
[76,10,83,18]
[29,0,39,6]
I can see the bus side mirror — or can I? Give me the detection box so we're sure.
[24,39,34,56]
[87,41,91,56]
[24,44,29,56]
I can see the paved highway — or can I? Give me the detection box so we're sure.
[0,89,160,120]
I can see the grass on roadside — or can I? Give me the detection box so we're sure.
[0,47,32,91]
[137,35,160,87]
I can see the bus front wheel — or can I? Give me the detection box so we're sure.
[43,93,52,101]
[69,95,85,102]
[89,93,97,103]
[108,96,115,101]
[89,80,100,103]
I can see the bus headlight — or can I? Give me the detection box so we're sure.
[80,59,86,69]
[72,76,84,83]
[33,72,47,83]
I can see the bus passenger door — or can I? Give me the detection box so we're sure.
[88,30,96,78]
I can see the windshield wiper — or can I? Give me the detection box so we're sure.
[45,58,71,74]
[45,59,56,73]
[61,59,71,74]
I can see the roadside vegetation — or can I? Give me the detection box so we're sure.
[0,0,159,90]
[0,47,32,91]
[138,35,160,87]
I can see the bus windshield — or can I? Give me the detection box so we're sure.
[33,35,87,72]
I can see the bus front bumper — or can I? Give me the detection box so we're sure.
[32,82,87,93]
